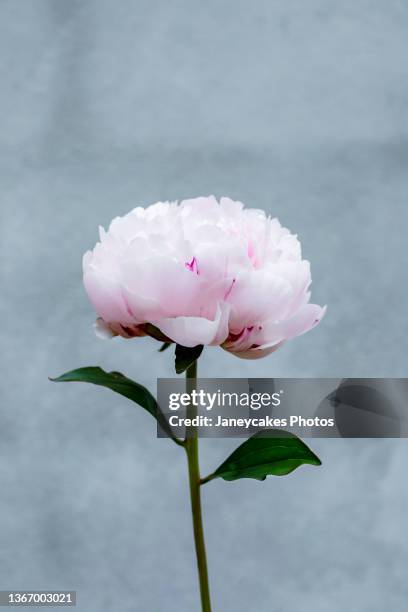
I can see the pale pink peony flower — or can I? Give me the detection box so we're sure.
[83,196,325,359]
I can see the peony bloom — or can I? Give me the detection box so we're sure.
[83,196,325,359]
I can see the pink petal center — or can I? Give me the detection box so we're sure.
[185,256,199,274]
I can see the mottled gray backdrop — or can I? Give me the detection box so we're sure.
[1,1,407,611]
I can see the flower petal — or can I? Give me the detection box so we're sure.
[154,303,230,348]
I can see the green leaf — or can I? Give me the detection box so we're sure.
[205,429,321,482]
[175,344,203,374]
[50,366,181,445]
[159,342,172,352]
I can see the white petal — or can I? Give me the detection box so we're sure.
[154,303,230,347]
[224,341,284,360]
[94,318,116,339]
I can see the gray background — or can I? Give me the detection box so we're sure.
[1,1,407,610]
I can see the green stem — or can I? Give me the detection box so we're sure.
[185,360,212,612]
